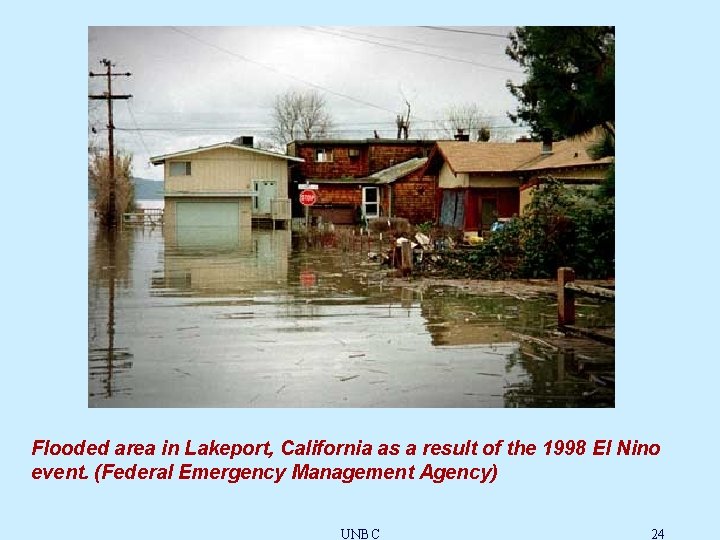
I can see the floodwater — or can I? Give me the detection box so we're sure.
[89,204,614,407]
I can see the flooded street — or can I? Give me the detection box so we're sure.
[89,208,614,407]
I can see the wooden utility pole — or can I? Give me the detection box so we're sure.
[89,59,131,228]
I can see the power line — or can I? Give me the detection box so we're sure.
[327,27,507,57]
[419,26,510,38]
[113,124,522,134]
[125,100,153,159]
[168,27,399,115]
[302,26,521,74]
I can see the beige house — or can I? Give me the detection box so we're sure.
[150,138,303,247]
[426,134,612,236]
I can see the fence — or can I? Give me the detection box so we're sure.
[121,208,163,228]
[557,267,615,344]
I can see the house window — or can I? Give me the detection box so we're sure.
[315,148,333,163]
[362,186,380,219]
[170,161,191,176]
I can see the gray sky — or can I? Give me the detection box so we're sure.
[88,26,527,180]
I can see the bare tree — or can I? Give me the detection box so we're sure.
[271,89,333,146]
[435,103,493,140]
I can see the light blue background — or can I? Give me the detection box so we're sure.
[3,2,718,539]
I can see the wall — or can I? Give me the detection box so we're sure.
[164,147,289,197]
[438,162,468,188]
[310,183,363,225]
[291,145,369,179]
[468,174,519,188]
[368,142,433,173]
[391,170,436,224]
[290,141,434,180]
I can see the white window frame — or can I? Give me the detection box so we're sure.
[315,148,333,163]
[362,186,380,219]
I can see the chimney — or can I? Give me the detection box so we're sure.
[233,136,254,147]
[454,128,470,142]
[541,129,553,154]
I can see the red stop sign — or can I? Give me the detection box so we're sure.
[299,189,317,206]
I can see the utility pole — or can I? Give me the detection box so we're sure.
[89,59,131,228]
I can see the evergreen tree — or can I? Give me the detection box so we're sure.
[506,27,615,141]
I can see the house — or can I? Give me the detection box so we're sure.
[150,137,303,247]
[424,134,612,236]
[287,139,436,224]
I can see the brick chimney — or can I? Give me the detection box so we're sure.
[454,128,470,142]
[541,129,553,154]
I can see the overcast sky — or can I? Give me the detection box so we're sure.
[88,26,528,180]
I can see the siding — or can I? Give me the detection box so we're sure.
[165,148,289,197]
[392,171,436,224]
[438,162,468,188]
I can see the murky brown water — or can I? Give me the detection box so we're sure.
[88,214,614,407]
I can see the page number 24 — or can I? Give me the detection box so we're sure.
[651,529,664,539]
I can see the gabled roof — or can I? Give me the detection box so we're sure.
[150,142,304,165]
[434,141,540,173]
[428,133,612,175]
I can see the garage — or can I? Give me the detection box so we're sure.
[175,201,240,247]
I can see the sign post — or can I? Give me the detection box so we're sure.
[299,189,318,230]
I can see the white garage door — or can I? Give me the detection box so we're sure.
[176,201,239,247]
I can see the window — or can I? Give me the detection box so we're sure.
[170,161,191,176]
[362,186,380,219]
[315,148,333,163]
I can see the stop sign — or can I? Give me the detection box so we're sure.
[299,189,317,206]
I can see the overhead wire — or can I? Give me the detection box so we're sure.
[418,26,510,38]
[301,26,521,74]
[169,27,399,115]
[334,27,507,57]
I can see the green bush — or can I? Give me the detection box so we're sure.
[516,180,614,278]
[421,181,614,279]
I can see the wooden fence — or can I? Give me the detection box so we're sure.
[557,267,615,344]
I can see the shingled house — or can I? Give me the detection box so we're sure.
[424,134,612,236]
[287,139,436,225]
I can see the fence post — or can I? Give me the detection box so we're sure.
[558,267,575,326]
[400,240,413,276]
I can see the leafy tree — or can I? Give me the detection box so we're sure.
[505,27,615,140]
[271,89,333,146]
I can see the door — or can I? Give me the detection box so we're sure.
[176,201,239,247]
[362,186,379,219]
[253,180,277,214]
[479,198,497,233]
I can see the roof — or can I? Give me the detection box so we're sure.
[305,157,428,185]
[289,138,435,146]
[150,142,304,165]
[432,134,612,175]
[366,157,428,184]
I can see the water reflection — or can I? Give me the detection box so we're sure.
[88,217,614,407]
[154,229,291,295]
[88,225,134,400]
